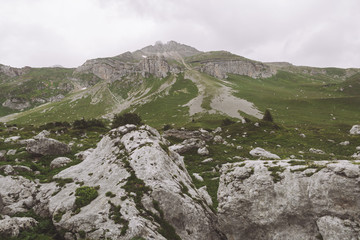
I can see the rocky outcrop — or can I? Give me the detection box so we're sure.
[139,56,170,78]
[32,125,224,240]
[26,137,71,156]
[164,128,212,141]
[0,216,38,237]
[200,60,275,79]
[217,160,360,240]
[2,97,31,110]
[169,138,206,154]
[0,64,28,78]
[0,175,37,215]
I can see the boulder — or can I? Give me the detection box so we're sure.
[249,147,280,159]
[26,137,71,156]
[350,125,360,135]
[50,157,72,169]
[217,160,360,239]
[0,216,38,237]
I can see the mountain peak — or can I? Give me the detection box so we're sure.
[139,40,201,58]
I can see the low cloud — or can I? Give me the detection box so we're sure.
[0,0,359,68]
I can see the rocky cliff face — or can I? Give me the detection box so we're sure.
[75,55,177,81]
[217,160,360,240]
[0,64,28,78]
[200,60,275,79]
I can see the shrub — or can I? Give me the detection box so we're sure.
[73,118,105,129]
[163,124,172,131]
[75,186,98,209]
[112,113,142,128]
[262,109,274,122]
[221,118,235,126]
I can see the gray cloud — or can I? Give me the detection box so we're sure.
[0,0,359,68]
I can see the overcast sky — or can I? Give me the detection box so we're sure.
[1,0,359,68]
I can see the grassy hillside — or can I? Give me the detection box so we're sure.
[226,71,360,128]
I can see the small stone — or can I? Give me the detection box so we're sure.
[193,173,204,182]
[339,141,350,146]
[198,147,209,156]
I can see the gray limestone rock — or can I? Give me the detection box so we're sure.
[201,59,275,79]
[217,160,360,240]
[26,137,71,156]
[2,98,30,110]
[50,157,72,169]
[0,216,38,237]
[0,176,36,215]
[350,125,360,135]
[32,125,224,240]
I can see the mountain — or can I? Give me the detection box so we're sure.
[0,40,359,129]
[1,41,360,239]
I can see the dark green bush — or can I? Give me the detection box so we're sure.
[221,118,235,126]
[263,109,274,122]
[112,113,142,128]
[75,186,98,209]
[73,118,105,129]
[163,124,172,131]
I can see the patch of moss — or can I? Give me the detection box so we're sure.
[74,186,99,211]
[267,166,286,183]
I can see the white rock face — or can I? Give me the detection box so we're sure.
[352,152,360,159]
[350,125,360,135]
[50,157,72,169]
[249,147,280,159]
[217,160,360,239]
[33,125,224,240]
[0,216,38,237]
[74,148,94,160]
[339,141,350,146]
